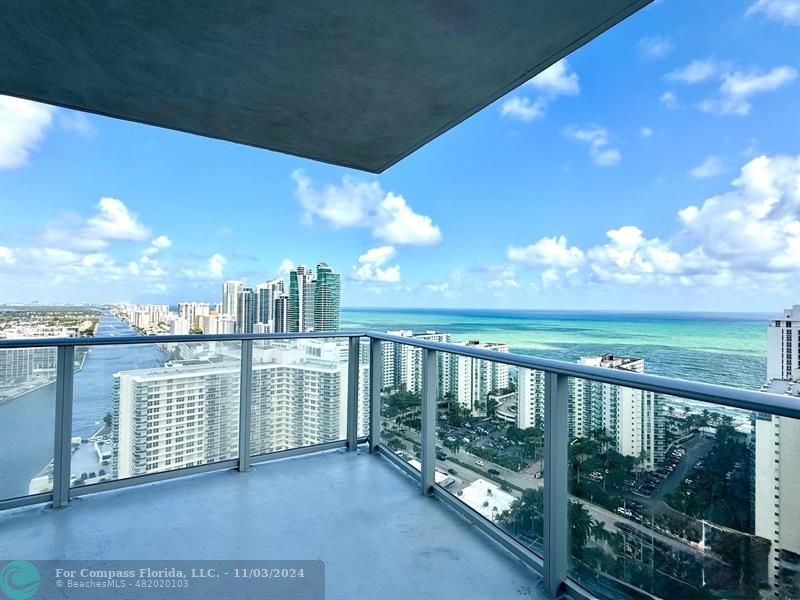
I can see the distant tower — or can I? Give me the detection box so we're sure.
[313,263,341,332]
[256,278,284,332]
[222,280,243,317]
[289,265,314,332]
[236,287,257,334]
[273,293,289,334]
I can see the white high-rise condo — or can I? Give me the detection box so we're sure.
[755,305,800,596]
[255,278,284,333]
[518,354,664,470]
[222,280,244,320]
[112,339,368,478]
[768,305,800,381]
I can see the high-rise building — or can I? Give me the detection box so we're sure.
[170,317,191,335]
[755,305,800,597]
[452,341,509,414]
[222,280,244,318]
[517,368,546,430]
[273,293,289,334]
[288,266,314,332]
[572,355,663,470]
[111,340,362,478]
[768,305,800,381]
[236,287,257,334]
[256,279,284,332]
[198,313,235,334]
[517,354,664,469]
[178,302,209,330]
[313,263,341,332]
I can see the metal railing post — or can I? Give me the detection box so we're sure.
[238,339,254,472]
[346,336,360,450]
[421,348,437,495]
[369,338,382,453]
[543,372,569,596]
[52,345,75,508]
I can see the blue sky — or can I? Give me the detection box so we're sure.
[1,0,798,311]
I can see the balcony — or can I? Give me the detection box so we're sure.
[1,331,799,599]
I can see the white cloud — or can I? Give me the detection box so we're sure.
[0,247,16,265]
[292,170,441,246]
[525,60,580,96]
[638,35,673,60]
[667,59,720,84]
[504,155,799,290]
[689,156,725,178]
[678,154,800,271]
[352,246,401,283]
[698,66,798,116]
[277,258,295,276]
[587,226,685,283]
[500,59,579,121]
[563,125,621,167]
[507,235,585,268]
[58,111,95,137]
[640,127,653,138]
[746,0,800,25]
[85,197,150,241]
[0,96,56,169]
[144,235,172,256]
[660,91,678,109]
[499,97,546,122]
[209,253,226,278]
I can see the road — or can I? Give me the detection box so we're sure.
[387,421,727,561]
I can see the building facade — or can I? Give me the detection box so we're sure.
[767,305,800,381]
[313,263,341,332]
[236,287,257,334]
[755,305,800,597]
[111,339,367,478]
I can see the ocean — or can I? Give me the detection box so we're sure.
[341,309,770,391]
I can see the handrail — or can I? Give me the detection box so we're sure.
[1,329,796,419]
[0,330,367,349]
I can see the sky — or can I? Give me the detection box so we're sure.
[0,0,798,312]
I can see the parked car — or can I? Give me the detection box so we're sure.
[475,460,486,467]
[488,468,500,476]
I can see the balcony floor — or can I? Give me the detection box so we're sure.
[0,448,546,600]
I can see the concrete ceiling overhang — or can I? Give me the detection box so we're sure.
[0,1,651,173]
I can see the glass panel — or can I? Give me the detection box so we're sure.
[0,345,58,499]
[249,337,351,456]
[71,340,240,487]
[434,358,546,555]
[565,375,793,599]
[379,341,422,470]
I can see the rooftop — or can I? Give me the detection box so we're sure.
[0,449,546,600]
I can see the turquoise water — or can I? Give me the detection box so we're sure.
[342,309,769,391]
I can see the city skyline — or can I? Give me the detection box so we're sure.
[1,0,798,311]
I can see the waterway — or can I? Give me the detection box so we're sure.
[0,312,163,499]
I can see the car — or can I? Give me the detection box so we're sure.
[488,468,500,476]
[534,471,543,479]
[447,468,457,475]
[475,460,486,467]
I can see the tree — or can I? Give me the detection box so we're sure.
[103,412,113,427]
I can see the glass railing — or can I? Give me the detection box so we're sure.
[1,330,798,600]
[368,332,800,600]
